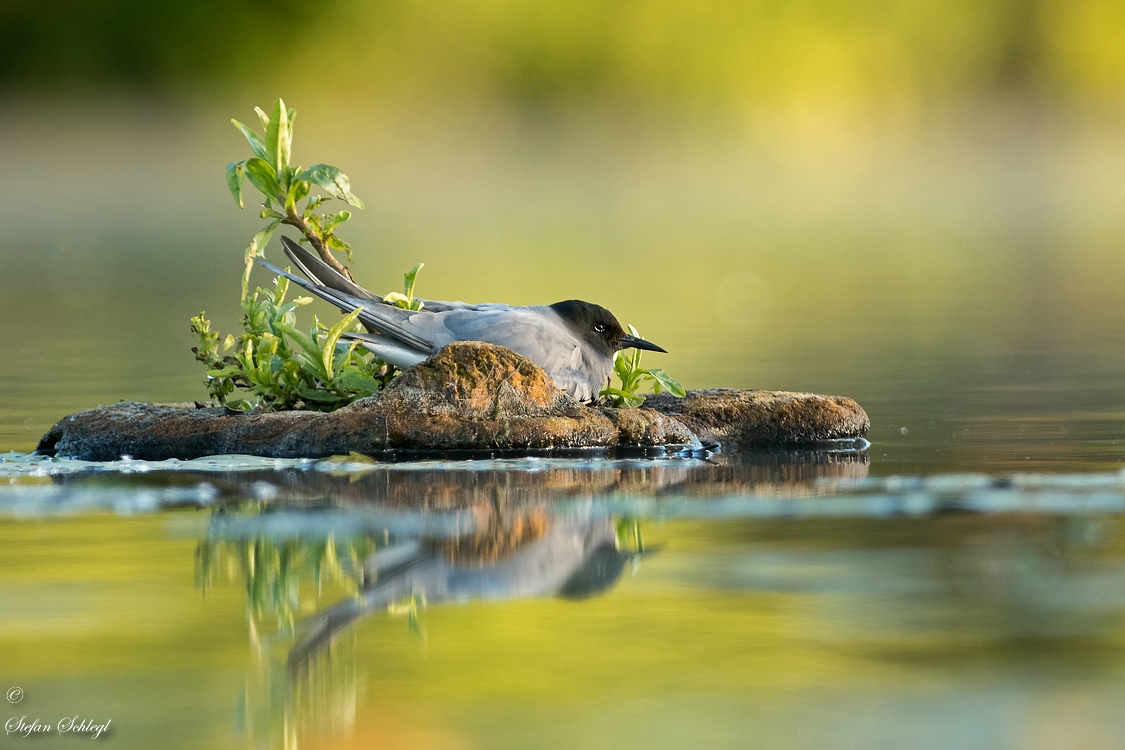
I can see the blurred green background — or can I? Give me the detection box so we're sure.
[2,0,1125,470]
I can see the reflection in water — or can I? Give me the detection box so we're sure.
[198,498,649,749]
[196,536,373,637]
[186,472,1125,748]
[197,535,373,749]
[154,448,869,511]
[0,448,869,519]
[287,515,640,662]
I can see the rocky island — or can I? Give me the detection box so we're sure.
[37,342,869,461]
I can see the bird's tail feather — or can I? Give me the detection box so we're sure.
[253,257,352,309]
[280,236,381,301]
[253,256,438,356]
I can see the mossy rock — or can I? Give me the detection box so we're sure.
[643,388,869,447]
[37,344,868,461]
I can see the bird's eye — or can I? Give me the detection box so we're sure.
[593,324,606,333]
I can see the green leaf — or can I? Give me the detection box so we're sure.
[244,157,283,200]
[224,399,256,412]
[272,274,290,305]
[295,164,365,209]
[226,160,247,208]
[264,98,290,179]
[647,368,686,398]
[599,387,645,408]
[613,352,631,379]
[382,292,411,309]
[339,368,380,394]
[265,100,280,169]
[274,321,321,361]
[286,179,310,210]
[333,341,362,378]
[254,106,270,131]
[241,220,280,300]
[322,308,363,376]
[298,388,343,404]
[282,105,295,171]
[324,233,352,263]
[290,351,327,382]
[321,210,351,233]
[231,119,268,161]
[403,263,423,303]
[626,324,644,372]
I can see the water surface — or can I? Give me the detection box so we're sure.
[3,452,1125,749]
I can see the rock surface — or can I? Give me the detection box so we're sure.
[37,343,868,461]
[599,407,699,448]
[644,388,870,447]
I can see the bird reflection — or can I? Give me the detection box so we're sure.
[197,509,648,750]
[287,515,640,666]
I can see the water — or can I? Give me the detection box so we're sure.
[4,104,1125,748]
[3,453,1125,749]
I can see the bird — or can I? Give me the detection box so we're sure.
[253,236,667,401]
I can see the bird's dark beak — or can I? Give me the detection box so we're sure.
[619,334,667,353]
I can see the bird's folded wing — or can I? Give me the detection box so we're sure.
[433,307,587,372]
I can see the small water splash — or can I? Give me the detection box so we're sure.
[0,451,319,478]
[0,450,710,479]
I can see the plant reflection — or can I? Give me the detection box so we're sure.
[197,534,374,640]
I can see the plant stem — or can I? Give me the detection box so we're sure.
[285,207,355,281]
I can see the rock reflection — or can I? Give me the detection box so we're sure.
[191,448,869,512]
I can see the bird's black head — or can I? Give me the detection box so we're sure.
[549,300,667,357]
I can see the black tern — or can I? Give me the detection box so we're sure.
[253,236,666,401]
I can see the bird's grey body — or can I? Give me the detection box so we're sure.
[255,237,666,402]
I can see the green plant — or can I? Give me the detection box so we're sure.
[600,325,686,407]
[226,98,365,300]
[192,98,434,411]
[382,263,425,310]
[190,274,385,411]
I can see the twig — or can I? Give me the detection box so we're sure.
[285,207,355,281]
